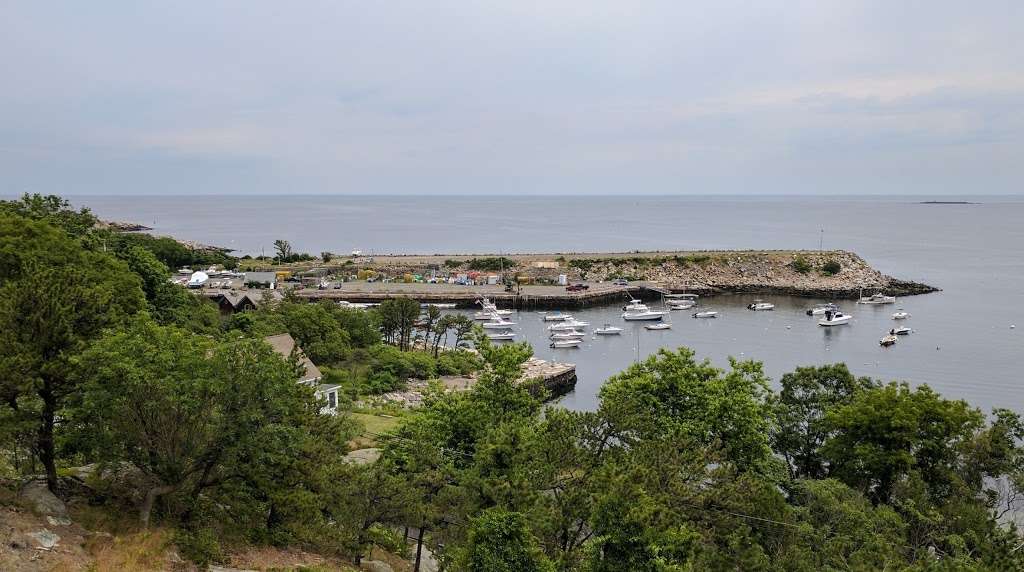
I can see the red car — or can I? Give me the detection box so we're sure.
[565,283,590,292]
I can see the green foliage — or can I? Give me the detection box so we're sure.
[321,251,333,263]
[444,259,462,268]
[466,256,515,271]
[174,527,224,567]
[0,193,97,237]
[459,509,554,572]
[568,258,596,273]
[375,298,421,350]
[792,255,812,274]
[598,348,774,471]
[821,259,842,276]
[369,345,437,381]
[437,350,484,376]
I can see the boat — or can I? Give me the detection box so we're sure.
[665,293,699,300]
[594,324,623,335]
[338,300,370,309]
[623,298,649,312]
[890,327,912,335]
[892,309,911,320]
[747,300,775,311]
[487,331,516,340]
[645,322,672,330]
[806,303,839,316]
[818,310,852,327]
[550,330,586,340]
[622,309,667,321]
[473,311,497,320]
[692,311,718,318]
[476,297,514,316]
[548,320,590,331]
[858,292,897,305]
[543,312,573,322]
[879,334,898,347]
[550,339,583,348]
[422,303,457,309]
[667,299,696,310]
[482,319,517,329]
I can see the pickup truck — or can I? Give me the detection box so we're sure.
[565,283,590,292]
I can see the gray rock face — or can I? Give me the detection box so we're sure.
[345,448,382,465]
[360,560,394,572]
[18,480,67,518]
[27,529,60,549]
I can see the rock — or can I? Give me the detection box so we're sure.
[345,448,382,465]
[45,516,71,527]
[209,566,257,572]
[360,560,394,572]
[27,529,60,550]
[19,480,67,518]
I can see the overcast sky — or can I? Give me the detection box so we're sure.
[2,1,1022,195]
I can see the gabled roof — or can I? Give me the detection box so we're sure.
[263,333,323,383]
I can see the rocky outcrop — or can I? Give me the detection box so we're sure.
[95,220,152,232]
[18,479,67,518]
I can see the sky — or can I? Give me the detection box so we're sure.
[2,1,1022,196]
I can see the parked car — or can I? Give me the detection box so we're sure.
[566,283,590,292]
[612,278,629,286]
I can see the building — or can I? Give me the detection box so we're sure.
[210,289,283,315]
[244,271,278,289]
[263,333,340,415]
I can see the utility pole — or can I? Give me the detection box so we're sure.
[819,228,824,251]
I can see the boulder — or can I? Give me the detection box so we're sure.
[18,480,67,518]
[360,560,394,572]
[27,528,60,550]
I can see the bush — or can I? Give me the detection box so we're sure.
[467,257,515,271]
[444,259,462,268]
[822,260,842,276]
[792,256,812,274]
[175,528,224,568]
[438,350,484,376]
[370,345,437,380]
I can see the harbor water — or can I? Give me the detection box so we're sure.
[73,194,1024,414]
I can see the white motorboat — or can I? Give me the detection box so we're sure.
[645,322,672,330]
[622,298,649,312]
[550,330,586,340]
[667,299,696,310]
[666,293,699,301]
[543,312,573,322]
[880,334,898,347]
[550,339,583,348]
[482,319,517,329]
[818,310,852,327]
[548,320,590,331]
[422,303,457,309]
[476,297,514,316]
[338,300,370,309]
[747,300,775,311]
[806,303,839,316]
[487,331,516,340]
[858,292,896,305]
[890,326,912,336]
[473,311,497,320]
[594,324,623,335]
[692,311,718,318]
[622,309,667,321]
[892,309,911,320]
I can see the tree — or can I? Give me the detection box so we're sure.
[72,319,329,526]
[772,364,873,480]
[458,509,553,572]
[822,382,984,504]
[273,239,294,261]
[321,251,333,263]
[0,193,97,237]
[420,305,441,349]
[598,348,775,471]
[0,216,145,491]
[118,244,221,334]
[376,298,420,351]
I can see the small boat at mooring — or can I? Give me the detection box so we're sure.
[645,322,672,330]
[747,300,775,311]
[550,330,586,340]
[892,309,911,320]
[818,310,852,327]
[859,292,896,305]
[550,339,583,348]
[622,309,667,321]
[890,327,912,336]
[543,312,573,322]
[692,311,718,319]
[487,331,516,341]
[807,303,839,316]
[482,318,517,329]
[880,334,898,347]
[594,324,624,335]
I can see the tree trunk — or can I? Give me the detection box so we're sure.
[140,484,178,528]
[414,526,425,572]
[38,384,58,493]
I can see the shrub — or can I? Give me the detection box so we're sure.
[438,350,485,376]
[822,260,842,276]
[467,257,515,271]
[175,528,224,568]
[444,259,463,268]
[792,256,812,274]
[369,345,437,380]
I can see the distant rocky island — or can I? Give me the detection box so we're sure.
[919,200,978,205]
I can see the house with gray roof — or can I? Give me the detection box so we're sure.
[263,333,340,415]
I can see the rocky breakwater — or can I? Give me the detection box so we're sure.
[558,250,937,299]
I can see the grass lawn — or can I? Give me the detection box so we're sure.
[349,412,402,449]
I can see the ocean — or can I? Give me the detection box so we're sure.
[70,194,1024,414]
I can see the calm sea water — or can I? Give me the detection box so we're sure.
[71,195,1024,414]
